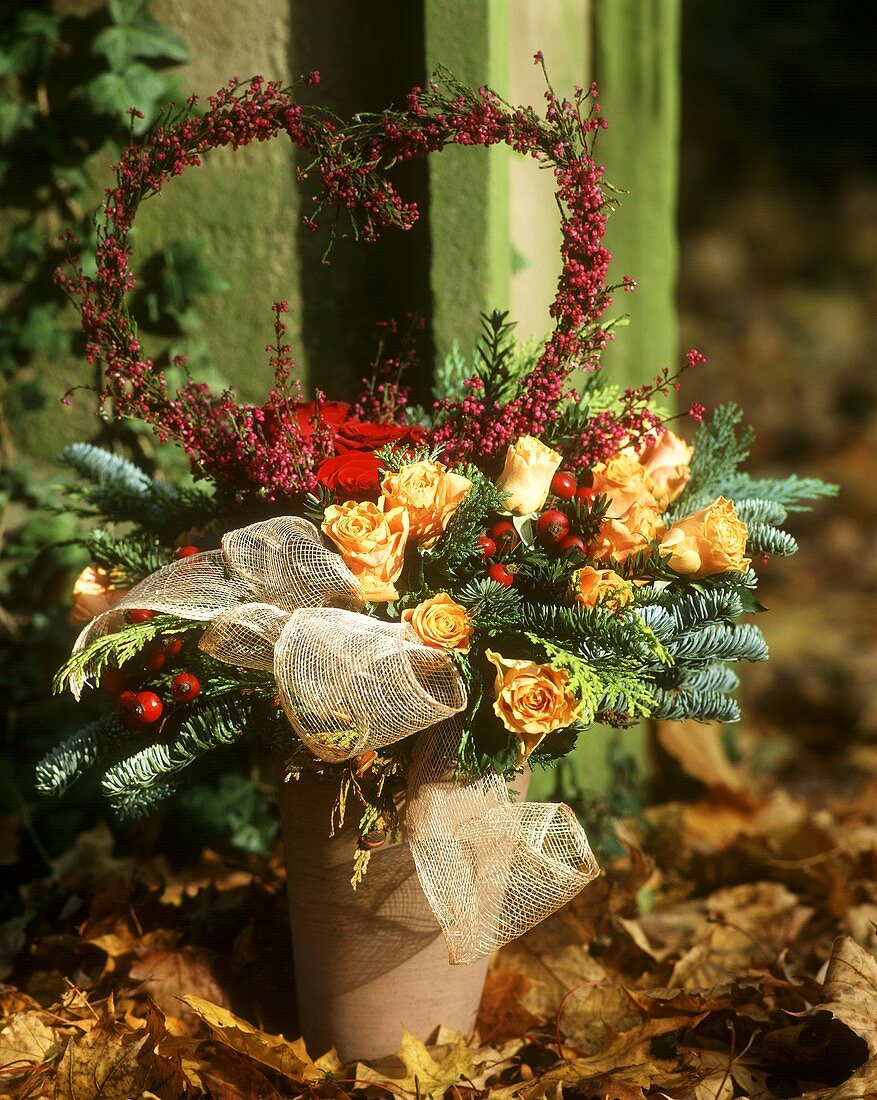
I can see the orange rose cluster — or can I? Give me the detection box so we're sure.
[322,459,472,601]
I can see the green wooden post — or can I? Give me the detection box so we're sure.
[592,0,681,385]
[424,0,511,365]
[527,0,681,803]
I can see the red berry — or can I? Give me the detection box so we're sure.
[99,668,127,695]
[575,486,596,506]
[550,472,576,500]
[559,534,587,554]
[489,519,519,552]
[174,545,200,559]
[171,672,201,702]
[487,562,514,588]
[140,648,166,672]
[133,691,163,723]
[161,635,184,656]
[476,534,496,559]
[118,690,138,715]
[125,608,153,624]
[536,509,571,546]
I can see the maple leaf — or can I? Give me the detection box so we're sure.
[355,1027,477,1097]
[0,1009,59,1068]
[181,993,333,1082]
[477,967,540,1045]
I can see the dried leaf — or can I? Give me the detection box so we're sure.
[811,1054,877,1100]
[522,1016,704,1097]
[355,1027,477,1097]
[670,882,812,991]
[53,1024,152,1100]
[129,948,229,1021]
[0,1009,58,1068]
[181,993,321,1081]
[820,936,877,1054]
[477,967,540,1044]
[656,721,744,791]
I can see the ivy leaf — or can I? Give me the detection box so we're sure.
[0,10,61,77]
[18,303,71,360]
[86,63,170,133]
[144,237,229,327]
[92,21,190,73]
[0,95,37,145]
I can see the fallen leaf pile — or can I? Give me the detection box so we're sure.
[4,720,877,1099]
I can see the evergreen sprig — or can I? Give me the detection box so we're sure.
[86,528,170,582]
[34,713,129,796]
[101,695,253,817]
[60,443,214,531]
[428,467,508,574]
[54,614,197,694]
[679,404,754,505]
[649,686,741,724]
[745,521,799,557]
[667,621,769,664]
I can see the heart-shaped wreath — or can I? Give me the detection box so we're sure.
[56,66,662,503]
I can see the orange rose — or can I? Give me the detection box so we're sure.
[495,436,562,515]
[660,497,750,578]
[70,565,128,623]
[401,593,473,652]
[591,502,666,565]
[591,452,659,517]
[322,500,409,601]
[486,650,580,762]
[637,429,694,503]
[381,460,472,549]
[573,566,632,610]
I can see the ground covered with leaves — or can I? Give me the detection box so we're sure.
[4,721,877,1099]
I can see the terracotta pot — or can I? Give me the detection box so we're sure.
[278,768,528,1062]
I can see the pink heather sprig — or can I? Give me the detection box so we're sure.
[351,315,423,424]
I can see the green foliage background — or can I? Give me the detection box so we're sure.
[0,1,280,912]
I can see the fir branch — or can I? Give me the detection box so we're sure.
[661,587,744,635]
[702,472,837,514]
[456,577,524,627]
[679,404,754,505]
[60,443,214,531]
[733,498,788,527]
[652,659,741,694]
[61,442,152,493]
[519,602,667,664]
[33,714,128,796]
[745,521,799,557]
[667,622,769,664]
[648,686,741,724]
[86,528,169,583]
[101,696,253,817]
[54,614,197,694]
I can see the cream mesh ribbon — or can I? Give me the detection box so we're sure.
[71,517,599,962]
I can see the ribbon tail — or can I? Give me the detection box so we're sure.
[406,721,600,964]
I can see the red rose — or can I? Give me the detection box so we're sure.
[293,400,350,436]
[261,400,350,443]
[316,451,382,497]
[335,420,426,453]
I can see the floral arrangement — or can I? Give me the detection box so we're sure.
[36,67,834,962]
